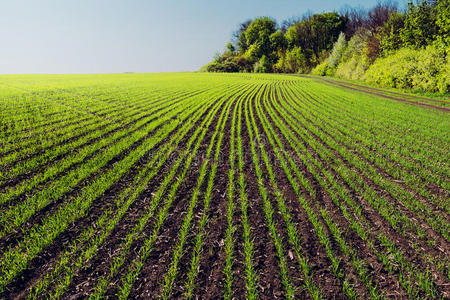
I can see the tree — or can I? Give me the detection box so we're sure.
[435,0,450,45]
[285,47,308,73]
[285,25,299,49]
[341,6,367,38]
[309,12,347,54]
[244,17,277,58]
[226,42,236,54]
[400,0,439,47]
[286,12,346,62]
[269,30,287,52]
[366,1,398,33]
[231,20,252,54]
[204,0,448,91]
[328,32,347,68]
[379,11,405,54]
[335,28,372,80]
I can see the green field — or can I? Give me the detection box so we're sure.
[0,73,448,299]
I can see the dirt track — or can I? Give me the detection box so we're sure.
[296,75,450,112]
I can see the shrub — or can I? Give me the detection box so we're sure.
[273,51,286,73]
[311,61,328,76]
[364,44,448,93]
[286,47,308,73]
[254,55,271,73]
[335,55,370,80]
[203,59,240,73]
[273,47,309,73]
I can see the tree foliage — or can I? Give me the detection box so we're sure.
[270,30,287,52]
[379,12,406,55]
[244,17,277,59]
[203,0,449,93]
[400,0,439,48]
[287,12,346,58]
[435,0,450,45]
[274,47,308,73]
[254,55,272,73]
[335,28,371,80]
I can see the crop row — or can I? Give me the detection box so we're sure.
[0,73,447,299]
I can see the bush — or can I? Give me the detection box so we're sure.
[364,44,448,93]
[254,55,271,73]
[273,51,286,73]
[273,47,309,73]
[203,59,240,73]
[286,47,308,73]
[335,55,370,80]
[233,55,253,72]
[311,61,328,76]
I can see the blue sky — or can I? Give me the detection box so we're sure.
[0,0,400,74]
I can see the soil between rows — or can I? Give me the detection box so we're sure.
[295,84,450,205]
[0,89,201,192]
[251,88,346,299]
[0,102,191,254]
[55,97,227,298]
[273,84,448,297]
[0,91,218,299]
[172,99,236,299]
[122,101,228,299]
[1,77,448,300]
[269,86,407,297]
[283,87,450,258]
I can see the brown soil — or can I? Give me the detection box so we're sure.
[0,89,200,192]
[287,88,449,254]
[271,87,449,297]
[1,80,448,300]
[171,98,236,299]
[0,104,189,253]
[1,112,204,300]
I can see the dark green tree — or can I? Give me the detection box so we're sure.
[435,0,450,45]
[233,20,252,54]
[400,0,439,47]
[379,11,406,54]
[285,12,346,64]
[244,17,277,58]
[226,42,236,54]
[269,30,287,52]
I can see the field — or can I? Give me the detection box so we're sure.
[0,73,448,299]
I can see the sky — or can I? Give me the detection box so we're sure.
[0,0,399,74]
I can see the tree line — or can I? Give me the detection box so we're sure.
[202,0,449,93]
